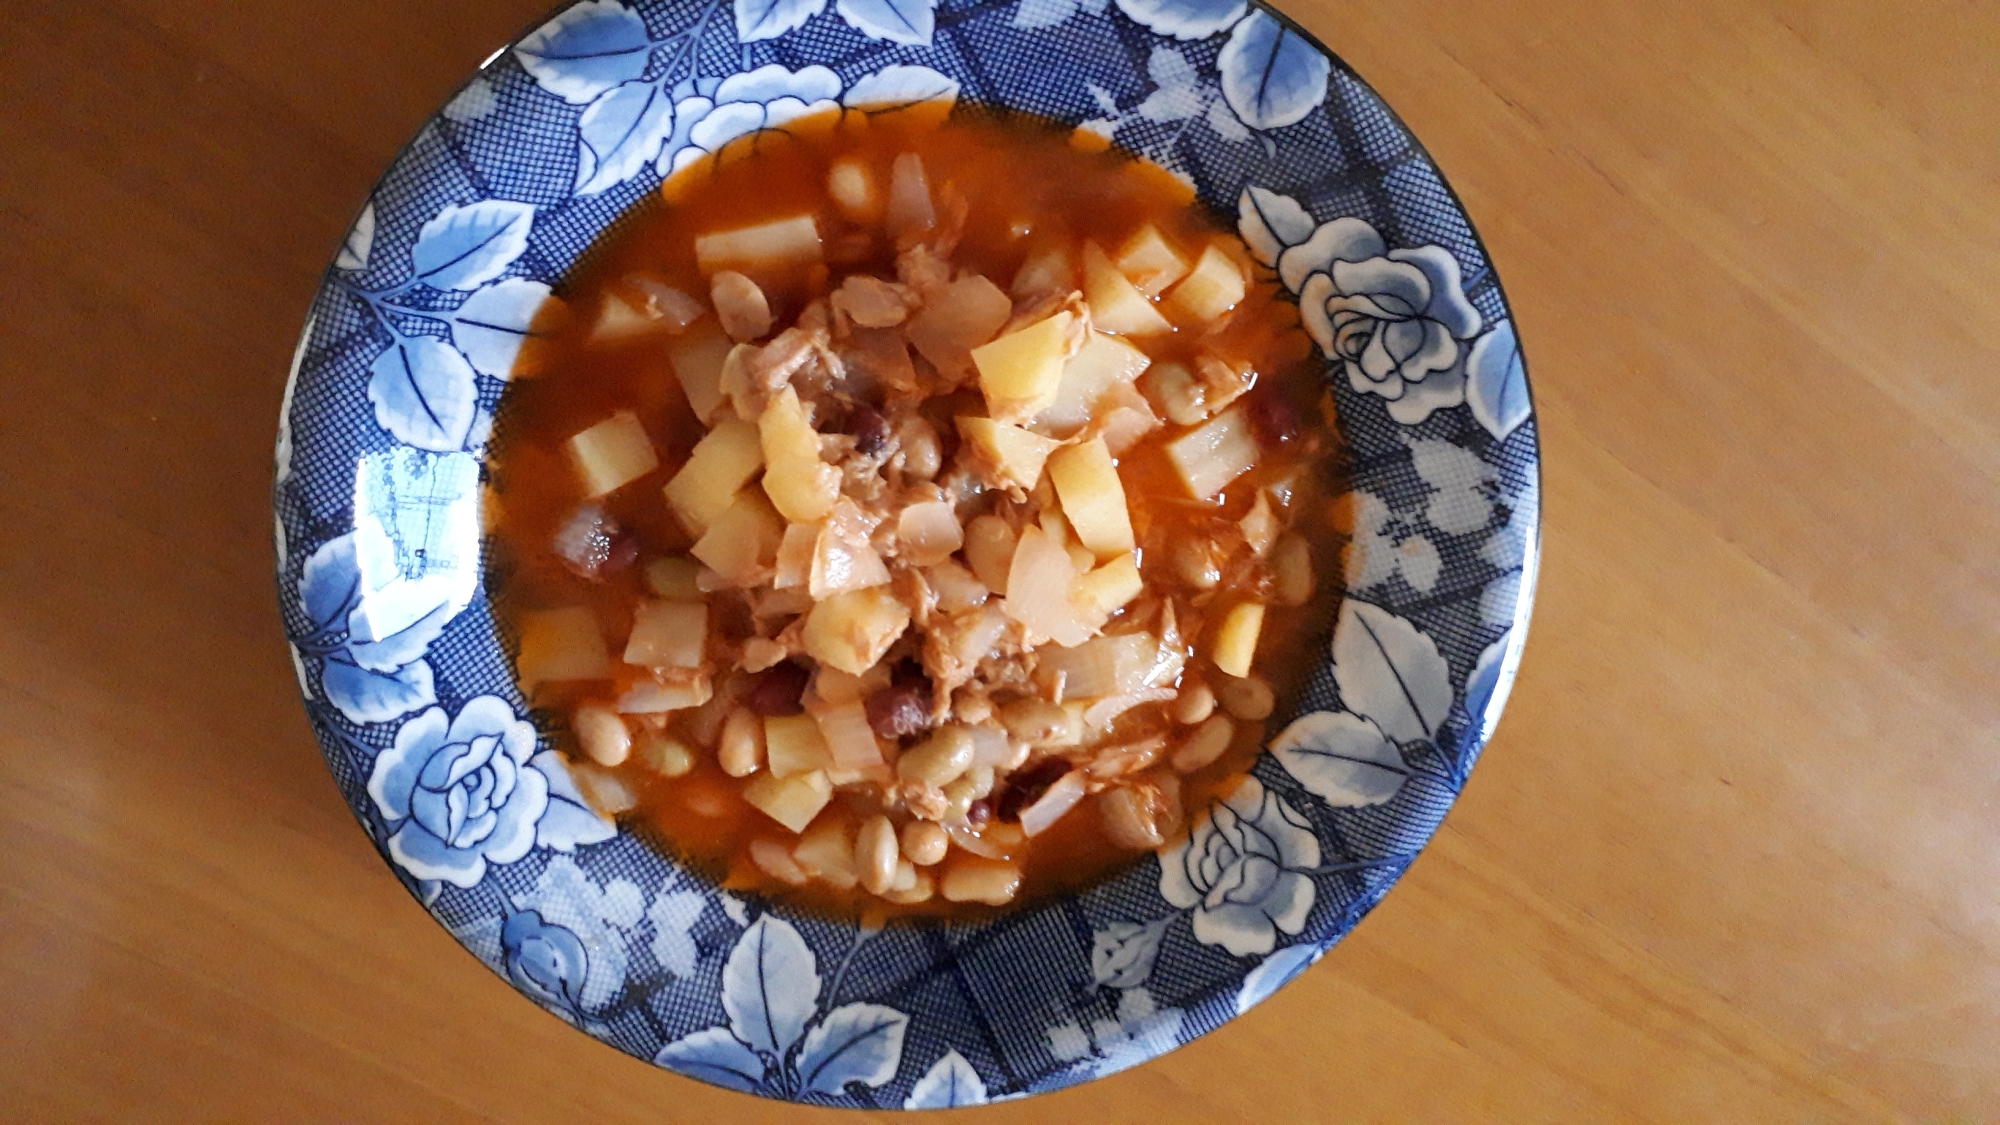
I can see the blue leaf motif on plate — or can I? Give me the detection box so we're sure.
[410,200,535,292]
[1236,186,1315,267]
[657,1027,768,1092]
[299,533,362,631]
[1218,12,1330,129]
[835,0,935,45]
[1270,710,1409,807]
[1331,599,1452,744]
[1235,942,1319,1015]
[450,278,556,379]
[1461,630,1513,739]
[514,0,653,105]
[367,336,479,452]
[1091,915,1173,988]
[321,655,435,724]
[346,599,455,672]
[735,0,827,42]
[501,908,590,1013]
[529,749,618,852]
[335,202,374,271]
[576,80,677,195]
[842,65,960,116]
[1466,319,1529,439]
[722,914,820,1057]
[1135,45,1204,123]
[1012,0,1106,29]
[796,1003,909,1095]
[1112,0,1245,41]
[904,1049,989,1109]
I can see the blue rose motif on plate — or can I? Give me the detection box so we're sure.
[367,696,549,886]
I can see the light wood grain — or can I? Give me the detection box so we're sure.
[3,0,1996,1119]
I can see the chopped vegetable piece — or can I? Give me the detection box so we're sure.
[1003,525,1093,648]
[710,270,773,341]
[1075,552,1143,617]
[622,599,707,668]
[1140,360,1208,426]
[907,275,1013,375]
[1165,405,1260,500]
[664,418,763,535]
[812,699,887,772]
[885,153,935,239]
[1010,242,1074,298]
[793,818,860,888]
[1019,770,1088,836]
[645,556,702,598]
[1115,224,1192,297]
[809,498,892,596]
[1082,242,1172,337]
[516,606,611,686]
[1163,243,1247,323]
[614,675,712,714]
[742,769,833,833]
[896,500,963,566]
[694,214,822,275]
[766,713,832,778]
[956,417,1061,491]
[1032,332,1151,435]
[774,521,816,589]
[758,385,839,523]
[803,587,912,674]
[970,311,1075,423]
[690,487,784,586]
[1210,602,1265,678]
[1048,438,1135,560]
[1037,632,1158,699]
[666,320,734,422]
[566,411,658,497]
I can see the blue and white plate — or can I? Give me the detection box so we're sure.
[275,0,1539,1105]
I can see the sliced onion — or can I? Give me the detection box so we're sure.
[946,823,1013,860]
[1002,526,1093,647]
[1082,688,1178,730]
[811,699,886,771]
[1019,770,1089,837]
[897,501,963,567]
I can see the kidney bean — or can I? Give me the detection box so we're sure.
[744,661,809,716]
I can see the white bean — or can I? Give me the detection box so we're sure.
[638,733,695,777]
[882,867,935,905]
[898,726,976,788]
[1173,680,1216,725]
[1172,715,1234,773]
[1273,533,1314,608]
[573,703,632,767]
[1218,675,1274,721]
[940,857,1021,906]
[719,708,765,777]
[857,815,899,896]
[901,820,950,867]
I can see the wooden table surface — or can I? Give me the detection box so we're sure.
[5,1,1998,1120]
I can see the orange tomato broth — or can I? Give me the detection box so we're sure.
[486,106,1348,919]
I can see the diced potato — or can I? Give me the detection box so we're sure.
[1239,491,1278,557]
[691,487,784,586]
[1048,438,1135,560]
[1210,602,1265,678]
[589,291,654,344]
[615,675,713,714]
[1032,333,1151,436]
[758,385,839,522]
[826,156,880,222]
[1094,381,1161,456]
[622,599,707,668]
[793,818,860,888]
[566,411,658,497]
[885,153,935,239]
[956,417,1061,491]
[663,418,763,534]
[1011,242,1074,298]
[1140,361,1208,426]
[971,311,1074,423]
[591,278,706,344]
[515,606,610,686]
[1165,405,1260,500]
[644,555,702,598]
[765,713,832,778]
[906,275,1013,375]
[774,521,817,589]
[803,587,912,674]
[1082,242,1172,337]
[743,769,833,833]
[694,214,823,275]
[1075,552,1143,618]
[667,320,733,422]
[809,499,892,596]
[1164,243,1247,324]
[1115,224,1192,298]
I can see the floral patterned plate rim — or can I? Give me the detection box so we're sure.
[275,0,1540,1106]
